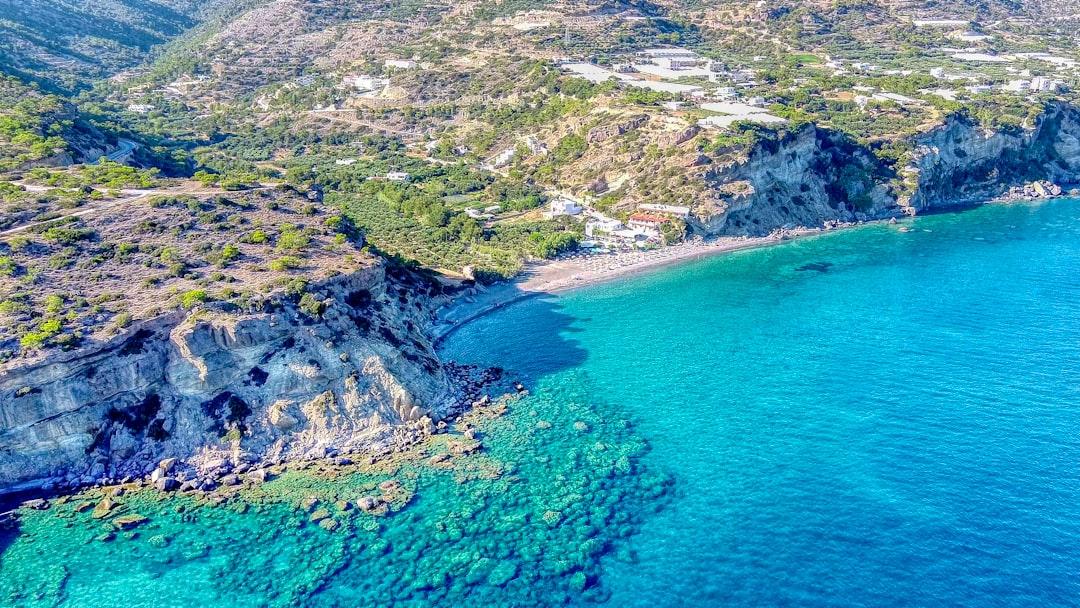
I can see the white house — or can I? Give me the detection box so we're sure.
[384,60,418,69]
[1004,79,1031,92]
[386,172,410,181]
[354,75,390,92]
[547,199,583,217]
[585,218,623,237]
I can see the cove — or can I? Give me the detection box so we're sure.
[3,198,1080,606]
[441,198,1080,606]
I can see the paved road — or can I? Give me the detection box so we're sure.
[89,139,139,165]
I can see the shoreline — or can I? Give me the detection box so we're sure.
[433,192,1080,346]
[432,226,831,346]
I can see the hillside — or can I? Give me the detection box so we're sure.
[0,0,222,94]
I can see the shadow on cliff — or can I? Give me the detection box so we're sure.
[436,288,589,387]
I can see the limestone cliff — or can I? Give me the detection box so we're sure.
[0,263,455,492]
[692,102,1080,236]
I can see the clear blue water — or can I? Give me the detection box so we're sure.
[5,198,1080,606]
[441,198,1080,606]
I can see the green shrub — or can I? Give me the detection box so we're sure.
[269,256,303,271]
[179,289,210,309]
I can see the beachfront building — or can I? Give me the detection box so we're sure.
[585,217,624,238]
[628,213,671,238]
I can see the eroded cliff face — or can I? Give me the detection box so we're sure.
[0,263,455,492]
[693,125,896,235]
[692,102,1080,237]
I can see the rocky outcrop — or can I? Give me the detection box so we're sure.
[587,114,650,144]
[692,102,1080,236]
[0,263,457,492]
[905,102,1080,212]
[693,124,896,235]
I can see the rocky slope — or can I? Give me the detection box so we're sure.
[0,262,460,493]
[692,102,1080,236]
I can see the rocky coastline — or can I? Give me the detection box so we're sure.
[3,101,1080,516]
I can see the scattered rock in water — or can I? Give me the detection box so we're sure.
[378,480,401,493]
[542,510,563,526]
[487,561,519,587]
[74,502,94,514]
[96,531,116,543]
[573,421,589,432]
[427,453,451,467]
[309,509,331,523]
[21,498,49,510]
[220,474,240,487]
[569,571,588,593]
[794,261,834,273]
[318,518,341,532]
[113,514,149,530]
[300,496,319,512]
[449,440,482,455]
[148,534,170,548]
[536,420,553,430]
[357,496,388,516]
[334,500,352,512]
[91,498,115,519]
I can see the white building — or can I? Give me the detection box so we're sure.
[1030,76,1060,92]
[1004,79,1031,92]
[127,104,155,113]
[354,75,390,92]
[386,172,410,181]
[585,218,624,237]
[385,60,418,69]
[547,199,583,217]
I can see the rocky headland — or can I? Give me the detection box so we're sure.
[3,102,1080,504]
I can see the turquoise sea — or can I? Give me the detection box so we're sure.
[4,198,1080,606]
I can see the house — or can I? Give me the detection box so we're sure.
[525,136,548,156]
[354,75,390,92]
[335,158,358,166]
[627,213,671,236]
[386,172,410,181]
[586,218,624,237]
[384,60,418,69]
[1004,79,1031,92]
[547,199,583,217]
[1030,76,1060,92]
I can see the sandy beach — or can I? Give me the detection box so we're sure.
[431,229,825,344]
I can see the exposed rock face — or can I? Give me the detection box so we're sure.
[694,124,895,235]
[587,115,650,144]
[0,263,454,491]
[692,102,1080,236]
[905,102,1080,211]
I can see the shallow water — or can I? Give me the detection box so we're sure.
[4,199,1080,606]
[442,198,1080,606]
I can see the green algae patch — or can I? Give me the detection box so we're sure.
[1,377,673,607]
